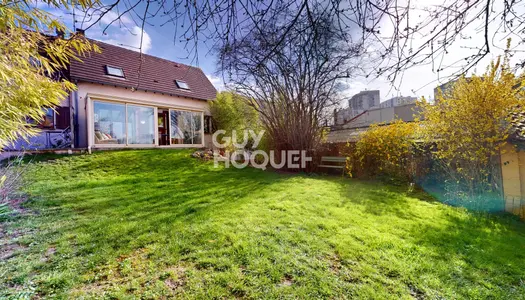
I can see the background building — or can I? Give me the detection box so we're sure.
[380,96,418,108]
[335,90,380,125]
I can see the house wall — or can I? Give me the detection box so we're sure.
[75,82,213,149]
[500,143,525,217]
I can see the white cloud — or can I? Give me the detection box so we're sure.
[100,10,133,26]
[206,74,225,91]
[101,26,152,54]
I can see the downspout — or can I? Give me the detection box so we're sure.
[69,91,75,148]
[73,87,80,148]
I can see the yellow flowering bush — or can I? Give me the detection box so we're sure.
[346,120,418,181]
[418,49,525,203]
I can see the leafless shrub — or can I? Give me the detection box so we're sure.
[218,7,363,170]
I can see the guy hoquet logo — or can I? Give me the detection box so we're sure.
[212,130,312,170]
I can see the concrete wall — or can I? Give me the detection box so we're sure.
[394,105,420,122]
[340,104,417,129]
[76,82,212,149]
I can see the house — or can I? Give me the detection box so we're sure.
[7,38,217,151]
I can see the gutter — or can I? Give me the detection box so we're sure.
[70,77,215,101]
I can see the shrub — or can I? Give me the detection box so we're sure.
[418,51,524,207]
[345,120,418,182]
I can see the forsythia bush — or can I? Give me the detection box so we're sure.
[418,51,525,199]
[346,120,418,181]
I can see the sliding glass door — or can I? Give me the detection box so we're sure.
[169,110,203,145]
[93,102,126,145]
[92,100,203,147]
[127,105,155,145]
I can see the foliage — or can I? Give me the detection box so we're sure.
[418,51,525,204]
[0,0,98,148]
[209,91,263,150]
[0,202,10,221]
[1,150,525,298]
[346,120,418,181]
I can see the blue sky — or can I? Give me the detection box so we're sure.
[38,1,224,90]
[37,0,525,106]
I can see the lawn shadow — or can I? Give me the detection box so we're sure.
[336,179,422,219]
[15,151,525,298]
[405,210,525,296]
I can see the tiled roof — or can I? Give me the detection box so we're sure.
[326,127,369,143]
[70,39,217,101]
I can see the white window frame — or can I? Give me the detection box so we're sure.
[87,96,204,149]
[175,80,190,90]
[167,109,204,147]
[105,65,125,78]
[126,103,157,146]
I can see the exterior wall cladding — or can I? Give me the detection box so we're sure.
[75,82,213,149]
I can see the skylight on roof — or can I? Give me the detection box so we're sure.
[175,80,190,90]
[106,65,125,78]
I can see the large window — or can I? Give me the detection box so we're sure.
[92,100,203,147]
[170,110,202,145]
[127,105,155,144]
[93,102,126,144]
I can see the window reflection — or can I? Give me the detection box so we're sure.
[170,110,202,145]
[127,105,154,144]
[93,102,126,144]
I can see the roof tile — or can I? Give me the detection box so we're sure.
[70,39,217,101]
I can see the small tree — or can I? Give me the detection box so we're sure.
[209,92,263,150]
[418,52,525,206]
[0,0,97,149]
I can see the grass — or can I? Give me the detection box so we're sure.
[1,149,525,299]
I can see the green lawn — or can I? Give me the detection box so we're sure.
[2,149,525,299]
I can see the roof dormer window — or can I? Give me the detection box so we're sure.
[175,80,190,90]
[106,65,125,78]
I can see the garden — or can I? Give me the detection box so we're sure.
[1,149,525,298]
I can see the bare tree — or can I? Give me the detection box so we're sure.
[63,0,525,89]
[218,5,363,166]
